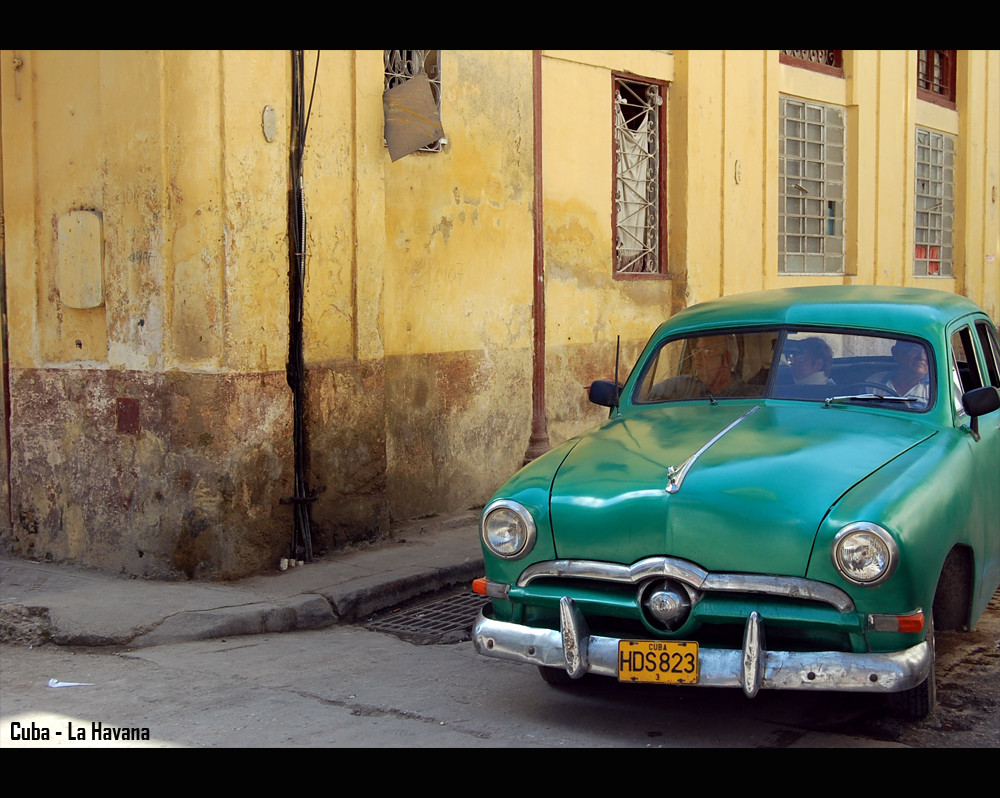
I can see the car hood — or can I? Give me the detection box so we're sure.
[548,403,935,576]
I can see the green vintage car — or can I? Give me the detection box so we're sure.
[472,286,1000,718]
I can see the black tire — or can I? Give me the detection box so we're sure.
[537,665,577,687]
[890,552,972,719]
[888,620,935,719]
[932,549,972,632]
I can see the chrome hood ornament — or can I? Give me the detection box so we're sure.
[666,406,760,494]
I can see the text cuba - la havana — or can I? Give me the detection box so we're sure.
[10,720,150,742]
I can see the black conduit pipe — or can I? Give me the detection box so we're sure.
[283,50,319,561]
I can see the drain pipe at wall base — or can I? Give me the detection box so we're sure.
[281,50,318,561]
[523,49,551,465]
[0,117,11,532]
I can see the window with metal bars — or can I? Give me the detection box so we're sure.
[779,50,844,78]
[779,97,846,274]
[384,50,443,152]
[917,50,956,108]
[614,76,666,276]
[914,127,955,277]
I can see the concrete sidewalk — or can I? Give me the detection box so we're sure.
[0,511,484,649]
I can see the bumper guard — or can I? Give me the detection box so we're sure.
[473,596,931,695]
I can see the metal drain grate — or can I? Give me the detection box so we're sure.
[365,590,488,645]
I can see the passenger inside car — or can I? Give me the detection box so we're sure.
[789,337,835,385]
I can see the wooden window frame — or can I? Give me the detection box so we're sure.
[917,50,957,110]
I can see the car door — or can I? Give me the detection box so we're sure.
[949,319,1000,618]
[972,318,1000,604]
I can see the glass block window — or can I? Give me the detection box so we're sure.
[779,97,845,274]
[914,127,955,277]
[614,76,665,276]
[384,50,442,152]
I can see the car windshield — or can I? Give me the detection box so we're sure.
[634,329,933,411]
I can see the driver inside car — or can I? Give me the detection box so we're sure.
[648,335,751,400]
[868,341,931,406]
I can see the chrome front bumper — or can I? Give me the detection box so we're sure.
[473,596,932,695]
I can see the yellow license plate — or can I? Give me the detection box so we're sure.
[618,640,699,684]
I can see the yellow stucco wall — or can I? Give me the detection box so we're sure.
[661,51,999,317]
[542,51,676,344]
[1,50,298,576]
[382,50,535,357]
[4,50,292,374]
[4,49,996,374]
[297,50,369,365]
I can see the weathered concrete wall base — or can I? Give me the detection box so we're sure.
[384,348,533,521]
[303,360,390,553]
[5,368,295,580]
[379,342,650,522]
[546,337,651,446]
[3,341,665,578]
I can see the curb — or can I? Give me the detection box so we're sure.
[1,556,485,649]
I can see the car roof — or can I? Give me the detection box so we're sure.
[661,286,985,339]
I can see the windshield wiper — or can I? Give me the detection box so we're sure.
[824,393,914,407]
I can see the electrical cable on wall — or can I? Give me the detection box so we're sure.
[283,50,320,561]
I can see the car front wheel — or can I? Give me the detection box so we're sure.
[888,620,935,719]
[538,665,579,687]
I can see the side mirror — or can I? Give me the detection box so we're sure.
[589,379,623,408]
[962,386,1000,440]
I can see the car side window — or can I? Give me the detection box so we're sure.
[950,326,984,416]
[975,320,1000,388]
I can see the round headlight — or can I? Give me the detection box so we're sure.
[832,522,898,586]
[481,500,536,560]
